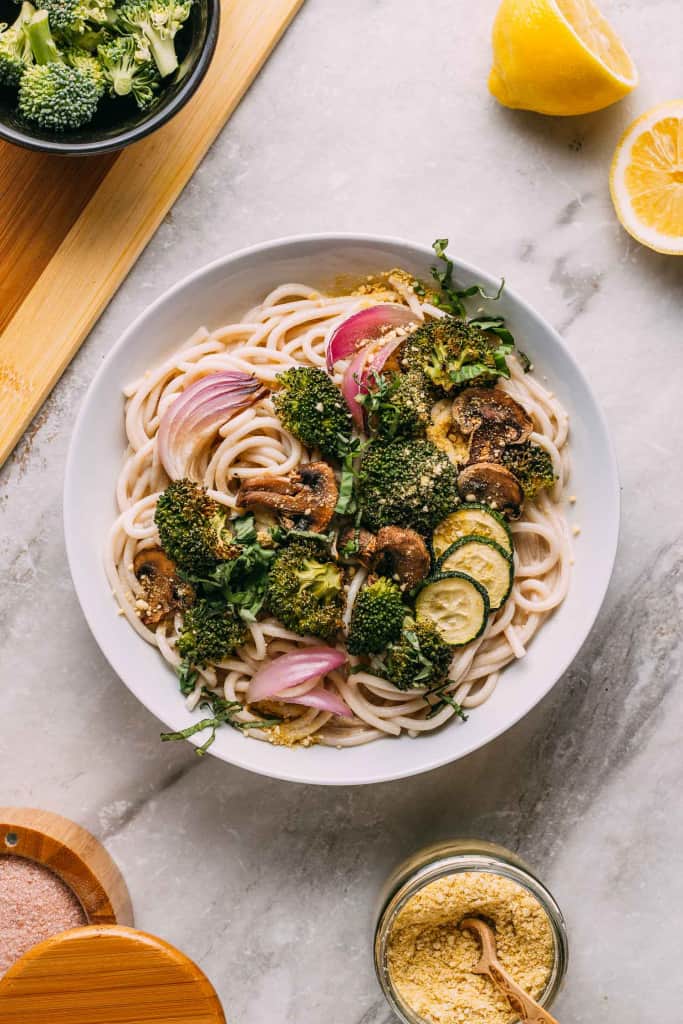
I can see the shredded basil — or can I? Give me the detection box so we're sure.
[430,238,515,350]
[161,690,281,755]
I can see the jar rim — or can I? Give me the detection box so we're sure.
[374,850,569,1024]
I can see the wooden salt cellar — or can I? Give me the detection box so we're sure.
[0,808,226,1023]
[0,806,133,926]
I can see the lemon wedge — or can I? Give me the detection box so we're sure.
[489,0,638,116]
[610,101,683,255]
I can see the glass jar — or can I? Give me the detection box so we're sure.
[374,839,568,1024]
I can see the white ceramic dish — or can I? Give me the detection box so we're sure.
[64,234,620,786]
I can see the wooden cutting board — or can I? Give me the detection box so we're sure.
[0,0,304,470]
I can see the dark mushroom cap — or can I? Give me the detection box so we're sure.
[133,548,193,626]
[457,462,524,519]
[338,525,377,567]
[371,525,431,590]
[452,388,533,464]
[236,461,338,532]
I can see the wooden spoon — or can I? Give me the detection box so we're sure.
[459,917,559,1024]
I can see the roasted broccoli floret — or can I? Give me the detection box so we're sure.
[403,316,512,392]
[266,540,344,642]
[155,479,239,576]
[273,366,353,459]
[98,35,160,107]
[347,576,405,655]
[119,0,192,79]
[41,0,116,34]
[0,3,34,86]
[384,618,453,690]
[360,366,437,440]
[19,11,101,129]
[177,598,247,666]
[502,441,555,499]
[358,437,459,535]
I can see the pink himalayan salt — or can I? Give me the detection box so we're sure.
[0,855,86,974]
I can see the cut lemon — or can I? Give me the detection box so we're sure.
[489,0,638,116]
[610,101,683,255]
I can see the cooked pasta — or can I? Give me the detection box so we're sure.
[106,278,571,749]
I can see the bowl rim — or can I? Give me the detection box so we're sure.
[64,232,621,785]
[0,0,220,156]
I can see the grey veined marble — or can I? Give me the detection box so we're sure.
[2,0,683,1020]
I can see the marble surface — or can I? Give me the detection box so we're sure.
[2,0,683,1019]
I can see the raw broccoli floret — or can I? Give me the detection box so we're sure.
[0,3,34,87]
[403,316,512,392]
[119,0,192,79]
[177,598,247,666]
[266,540,344,643]
[98,35,160,107]
[65,46,105,96]
[347,576,405,655]
[273,366,353,459]
[19,11,101,130]
[502,441,555,499]
[358,437,459,535]
[18,62,101,129]
[60,24,111,51]
[155,479,239,576]
[384,618,453,690]
[41,0,116,34]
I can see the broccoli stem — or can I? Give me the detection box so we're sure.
[17,2,37,27]
[110,66,134,96]
[25,10,61,65]
[144,29,178,78]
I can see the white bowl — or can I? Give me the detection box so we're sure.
[64,234,619,785]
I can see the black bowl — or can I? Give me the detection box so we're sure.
[0,0,219,155]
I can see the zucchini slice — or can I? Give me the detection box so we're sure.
[437,535,513,612]
[415,572,489,647]
[432,503,513,559]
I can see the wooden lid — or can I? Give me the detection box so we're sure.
[0,926,227,1024]
[0,807,133,926]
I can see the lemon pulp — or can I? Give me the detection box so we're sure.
[610,101,683,255]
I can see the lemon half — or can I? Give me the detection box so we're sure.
[489,0,638,116]
[610,101,683,255]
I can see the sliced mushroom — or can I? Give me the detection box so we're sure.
[338,525,377,566]
[133,548,194,627]
[457,463,524,519]
[452,388,533,464]
[371,526,431,590]
[236,461,338,533]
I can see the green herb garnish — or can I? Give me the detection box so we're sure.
[161,689,281,755]
[430,239,516,350]
[425,686,468,722]
[176,660,199,697]
[182,514,276,622]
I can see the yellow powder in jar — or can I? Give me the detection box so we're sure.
[386,871,554,1024]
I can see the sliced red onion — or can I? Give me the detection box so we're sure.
[283,685,353,718]
[326,304,417,371]
[341,335,405,429]
[158,372,266,481]
[342,346,373,429]
[367,335,404,376]
[247,646,347,703]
